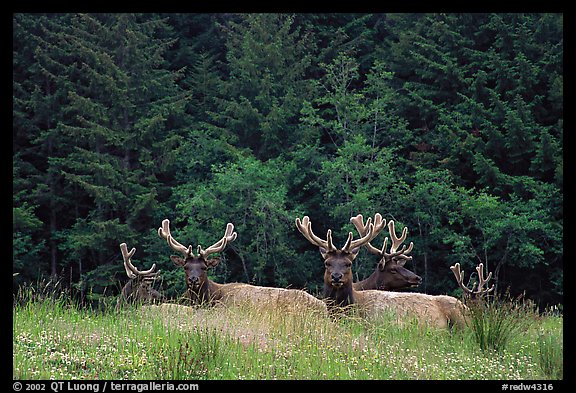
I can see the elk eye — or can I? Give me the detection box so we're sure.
[201,265,207,271]
[345,262,352,268]
[325,261,331,268]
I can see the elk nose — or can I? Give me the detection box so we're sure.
[331,272,343,282]
[188,276,199,285]
[410,275,423,287]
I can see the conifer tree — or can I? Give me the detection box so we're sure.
[209,13,315,160]
[13,13,189,285]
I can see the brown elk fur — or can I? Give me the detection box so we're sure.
[322,251,466,328]
[217,284,328,313]
[118,279,163,305]
[170,255,326,314]
[116,243,163,310]
[297,215,467,329]
[352,262,422,291]
[182,279,328,314]
[160,219,327,315]
[354,290,467,328]
[350,215,422,292]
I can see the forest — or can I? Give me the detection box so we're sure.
[13,13,563,310]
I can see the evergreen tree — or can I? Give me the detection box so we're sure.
[170,154,318,289]
[209,13,315,160]
[13,14,189,293]
[13,13,563,308]
[13,14,77,278]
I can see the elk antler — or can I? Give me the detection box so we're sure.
[349,213,387,254]
[350,213,386,255]
[450,262,494,297]
[350,216,413,266]
[158,219,237,259]
[296,216,335,252]
[158,219,195,257]
[296,215,378,253]
[120,243,159,280]
[198,223,238,258]
[383,221,414,266]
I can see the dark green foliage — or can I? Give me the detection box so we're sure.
[209,14,316,160]
[13,13,562,309]
[13,13,188,289]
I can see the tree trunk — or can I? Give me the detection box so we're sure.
[50,207,58,278]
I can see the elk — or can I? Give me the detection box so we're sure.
[158,219,327,314]
[350,214,422,291]
[116,242,163,309]
[296,215,467,329]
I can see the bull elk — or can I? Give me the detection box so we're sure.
[116,242,163,309]
[350,214,422,291]
[296,215,467,329]
[158,219,327,314]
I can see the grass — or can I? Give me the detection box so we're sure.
[13,287,563,380]
[536,316,563,380]
[464,291,538,353]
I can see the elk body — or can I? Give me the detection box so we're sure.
[296,215,467,329]
[350,215,422,291]
[158,219,327,314]
[116,243,163,309]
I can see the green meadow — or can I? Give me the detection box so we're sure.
[13,290,562,380]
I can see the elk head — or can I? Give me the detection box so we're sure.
[350,215,422,290]
[158,219,237,296]
[119,242,162,304]
[295,214,384,306]
[450,262,494,300]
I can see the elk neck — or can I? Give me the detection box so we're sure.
[187,279,224,305]
[323,281,356,308]
[352,270,381,291]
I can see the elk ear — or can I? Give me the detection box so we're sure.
[319,247,328,258]
[170,255,186,267]
[206,257,221,268]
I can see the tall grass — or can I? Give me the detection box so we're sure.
[463,292,537,353]
[537,328,563,379]
[13,285,563,380]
